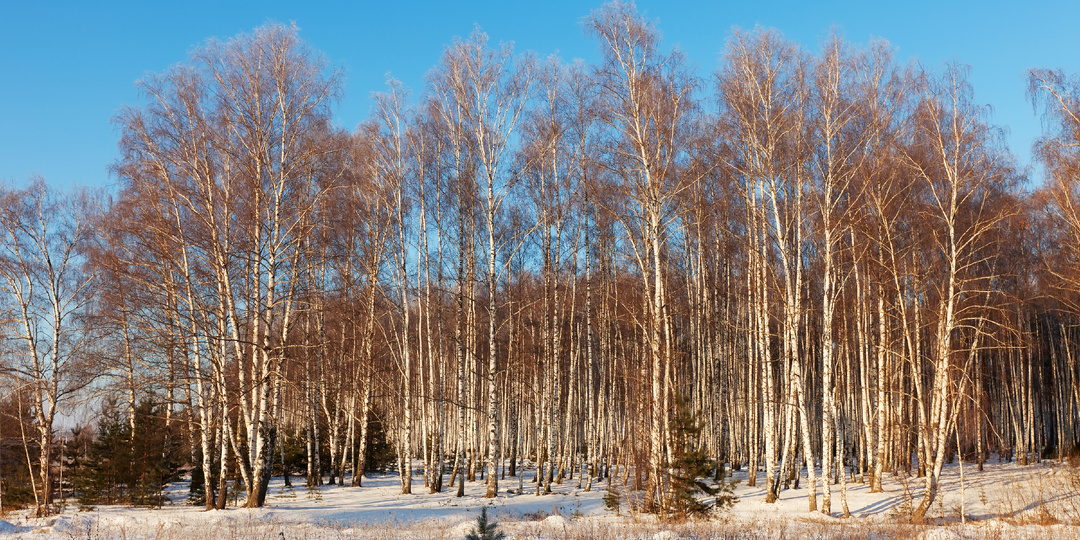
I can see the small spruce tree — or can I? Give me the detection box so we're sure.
[666,395,738,518]
[603,485,622,515]
[72,399,182,507]
[464,507,505,540]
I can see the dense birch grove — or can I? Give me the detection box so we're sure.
[5,2,1080,521]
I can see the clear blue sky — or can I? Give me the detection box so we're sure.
[2,0,1077,191]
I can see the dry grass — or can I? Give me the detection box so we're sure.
[21,515,1080,540]
[991,463,1080,526]
[13,462,1080,539]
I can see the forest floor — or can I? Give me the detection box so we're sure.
[2,457,1080,539]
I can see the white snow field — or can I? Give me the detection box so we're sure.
[3,458,1080,539]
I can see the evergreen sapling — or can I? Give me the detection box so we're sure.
[464,507,505,540]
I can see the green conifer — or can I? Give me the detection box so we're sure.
[667,395,738,517]
[464,507,505,540]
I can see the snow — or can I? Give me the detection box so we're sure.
[449,519,478,538]
[539,514,572,531]
[2,458,1080,538]
[918,529,963,540]
[0,520,31,534]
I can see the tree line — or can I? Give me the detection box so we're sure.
[3,1,1080,521]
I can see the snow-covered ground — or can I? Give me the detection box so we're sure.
[3,458,1080,539]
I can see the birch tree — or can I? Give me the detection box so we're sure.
[906,65,1015,521]
[0,180,96,516]
[586,0,698,511]
[112,23,344,508]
